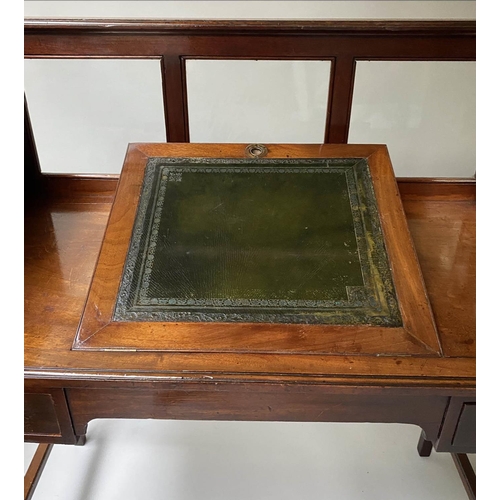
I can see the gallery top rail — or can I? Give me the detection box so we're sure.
[23,18,476,144]
[24,18,475,36]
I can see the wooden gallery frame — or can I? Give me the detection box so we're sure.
[24,19,475,172]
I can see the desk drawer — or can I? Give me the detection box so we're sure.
[66,386,448,441]
[436,398,476,453]
[24,387,78,444]
[452,403,476,449]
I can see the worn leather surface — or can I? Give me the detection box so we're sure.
[114,158,401,325]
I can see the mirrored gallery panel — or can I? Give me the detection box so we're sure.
[349,61,475,177]
[186,59,331,143]
[24,59,166,174]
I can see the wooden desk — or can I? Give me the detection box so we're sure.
[24,18,476,498]
[25,145,475,461]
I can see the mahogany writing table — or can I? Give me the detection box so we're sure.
[24,143,475,493]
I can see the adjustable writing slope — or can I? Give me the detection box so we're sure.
[74,144,439,356]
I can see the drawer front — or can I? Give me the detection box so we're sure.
[436,398,476,453]
[24,393,61,436]
[66,386,448,441]
[24,387,78,444]
[452,403,476,449]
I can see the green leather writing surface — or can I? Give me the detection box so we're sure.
[114,158,401,325]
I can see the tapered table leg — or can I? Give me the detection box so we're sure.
[24,443,53,500]
[452,453,476,500]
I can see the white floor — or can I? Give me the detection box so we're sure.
[25,420,475,500]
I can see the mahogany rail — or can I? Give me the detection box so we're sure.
[24,19,475,153]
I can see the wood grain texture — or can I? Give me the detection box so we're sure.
[404,199,475,357]
[24,393,61,436]
[24,170,475,386]
[71,144,439,361]
[24,33,475,61]
[24,386,79,444]
[43,174,119,203]
[367,147,440,353]
[66,386,449,440]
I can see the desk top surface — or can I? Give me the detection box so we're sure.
[24,143,475,390]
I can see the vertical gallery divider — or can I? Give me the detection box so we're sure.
[161,54,190,143]
[324,56,356,144]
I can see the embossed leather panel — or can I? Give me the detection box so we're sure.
[114,158,401,325]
